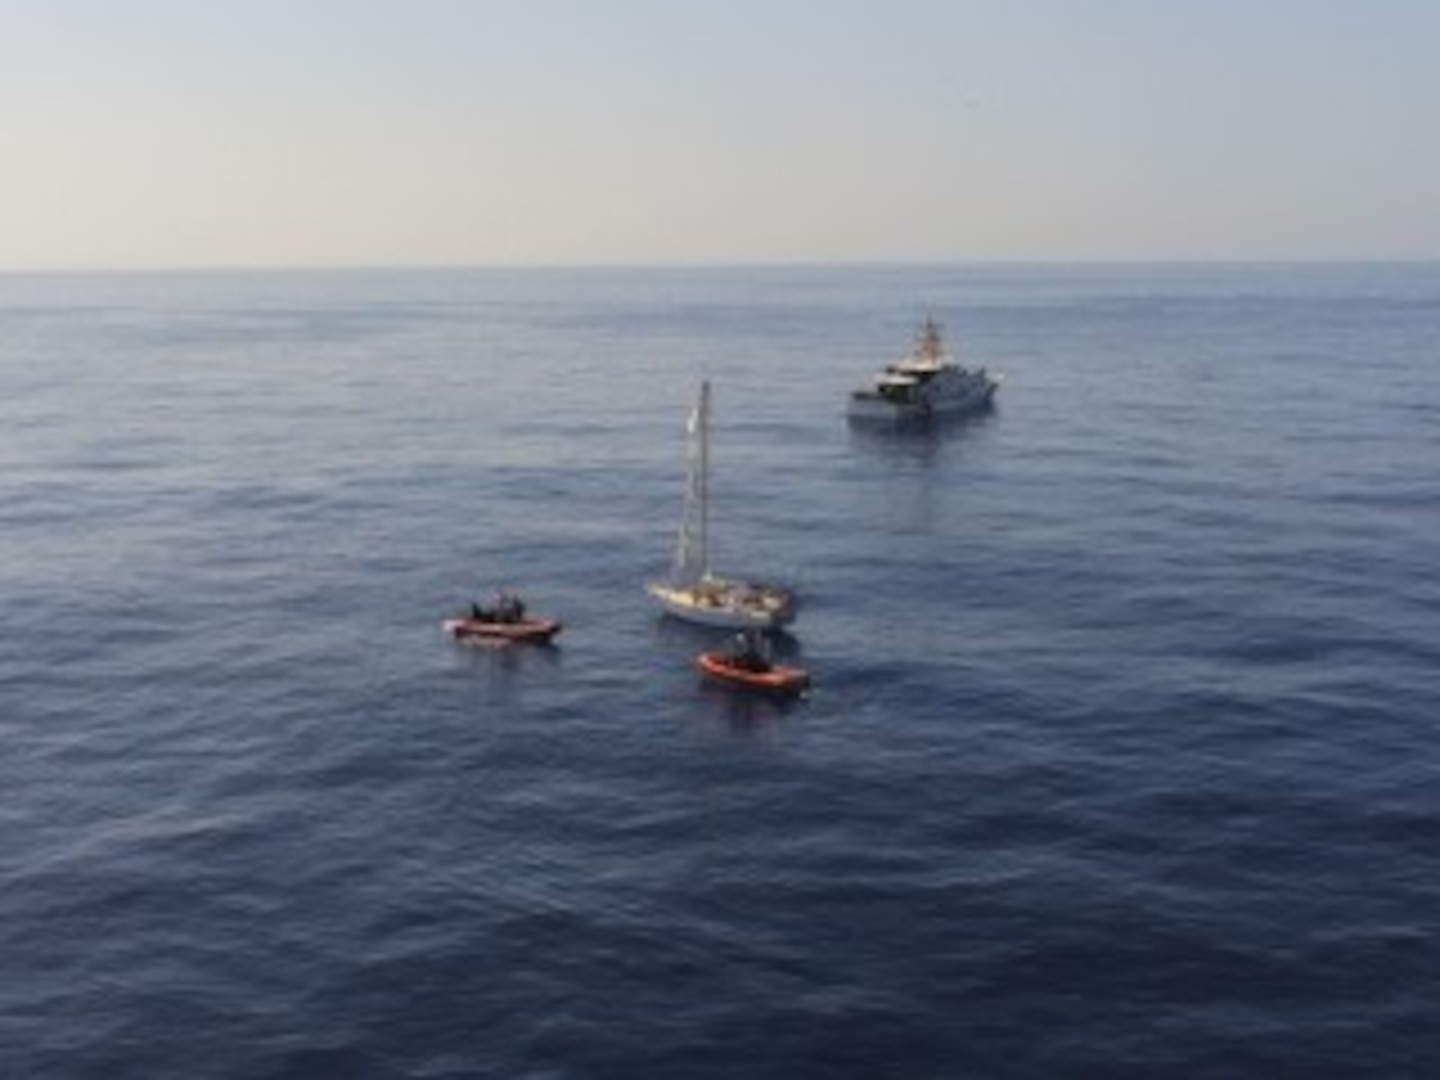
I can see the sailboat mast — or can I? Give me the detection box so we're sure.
[696,380,711,576]
[672,380,712,585]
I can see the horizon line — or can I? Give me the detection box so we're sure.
[3,255,1437,277]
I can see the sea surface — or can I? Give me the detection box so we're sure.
[2,264,1438,1078]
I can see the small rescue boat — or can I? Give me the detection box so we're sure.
[446,590,561,645]
[696,650,811,696]
[442,616,562,645]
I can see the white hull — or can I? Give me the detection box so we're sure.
[650,380,798,630]
[647,579,795,629]
[847,317,1001,422]
[847,378,998,421]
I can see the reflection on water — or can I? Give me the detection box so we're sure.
[696,679,808,733]
[446,633,563,684]
[846,406,999,466]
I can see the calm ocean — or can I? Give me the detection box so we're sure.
[2,264,1437,1078]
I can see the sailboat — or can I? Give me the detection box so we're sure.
[646,381,797,629]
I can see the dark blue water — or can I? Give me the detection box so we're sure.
[3,264,1438,1078]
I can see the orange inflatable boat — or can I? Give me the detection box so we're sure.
[696,650,811,695]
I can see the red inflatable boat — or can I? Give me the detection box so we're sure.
[443,616,562,645]
[695,650,811,695]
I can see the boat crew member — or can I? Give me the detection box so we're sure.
[727,630,771,672]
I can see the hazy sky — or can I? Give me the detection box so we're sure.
[2,0,1437,268]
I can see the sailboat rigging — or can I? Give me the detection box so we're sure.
[646,381,796,629]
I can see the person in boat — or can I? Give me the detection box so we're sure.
[497,592,525,623]
[476,591,526,624]
[469,591,529,624]
[725,629,771,673]
[471,592,508,623]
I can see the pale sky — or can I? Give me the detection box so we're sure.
[2,0,1437,269]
